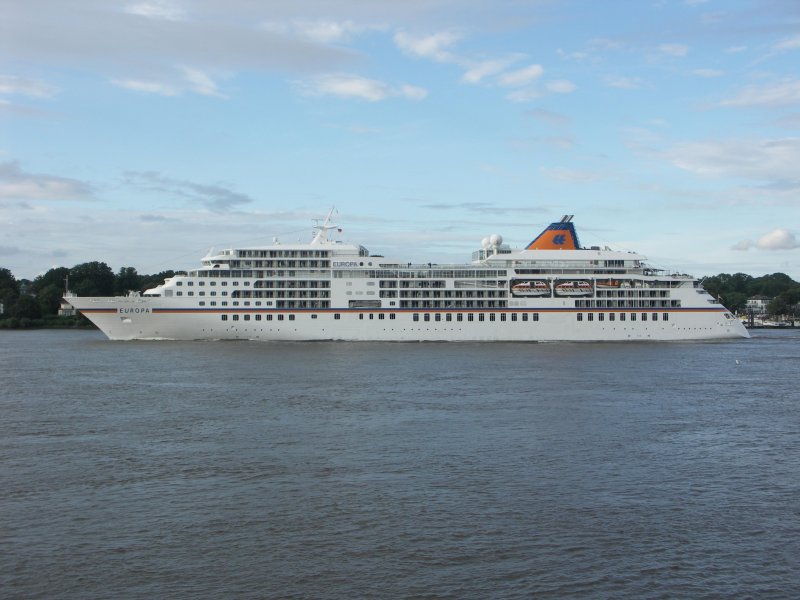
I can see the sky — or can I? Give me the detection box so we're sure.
[1,0,799,280]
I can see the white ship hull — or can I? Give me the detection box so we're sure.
[70,296,749,342]
[65,213,750,342]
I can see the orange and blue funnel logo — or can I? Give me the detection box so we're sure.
[526,215,580,250]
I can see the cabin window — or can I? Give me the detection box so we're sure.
[369,314,374,320]
[588,313,594,322]
[641,313,647,321]
[620,313,625,321]
[457,314,463,322]
[630,313,636,321]
[435,314,441,321]
[522,313,528,322]
[533,313,539,321]
[335,314,341,320]
[424,314,430,322]
[511,314,517,322]
[500,314,506,322]
[289,315,295,321]
[652,313,658,321]
[390,314,396,320]
[663,313,669,321]
[244,315,250,321]
[267,315,273,321]
[446,314,452,322]
[609,313,615,321]
[577,313,583,321]
[413,313,419,321]
[311,314,317,319]
[221,315,228,321]
[479,314,485,322]
[278,315,284,321]
[232,314,239,321]
[256,315,262,321]
[468,314,474,322]
[598,313,604,321]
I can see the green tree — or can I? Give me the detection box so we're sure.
[0,267,20,316]
[37,283,64,316]
[756,273,795,297]
[721,291,748,313]
[33,266,70,293]
[11,294,41,319]
[140,270,175,292]
[70,262,115,296]
[115,266,141,294]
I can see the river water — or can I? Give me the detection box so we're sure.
[2,329,799,599]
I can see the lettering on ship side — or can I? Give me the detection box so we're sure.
[118,307,151,314]
[332,261,360,268]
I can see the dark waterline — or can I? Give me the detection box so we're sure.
[2,329,799,599]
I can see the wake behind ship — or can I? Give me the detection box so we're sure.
[65,212,749,341]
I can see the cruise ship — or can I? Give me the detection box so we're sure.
[65,212,749,341]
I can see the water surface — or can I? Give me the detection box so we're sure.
[2,330,798,598]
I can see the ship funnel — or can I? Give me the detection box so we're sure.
[525,217,581,250]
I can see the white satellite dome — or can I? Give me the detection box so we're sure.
[481,237,491,249]
[489,233,503,247]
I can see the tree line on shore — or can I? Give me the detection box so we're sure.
[0,262,175,327]
[1,262,799,328]
[701,272,800,317]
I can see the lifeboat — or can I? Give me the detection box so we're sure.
[511,280,550,296]
[595,279,621,289]
[554,280,593,296]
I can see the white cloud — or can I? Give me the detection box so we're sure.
[505,89,542,103]
[658,43,688,57]
[123,171,253,211]
[539,167,605,183]
[299,74,426,102]
[605,76,645,90]
[661,137,800,183]
[0,161,94,201]
[111,66,225,97]
[773,35,800,52]
[394,30,461,62]
[179,67,225,97]
[0,75,58,98]
[526,108,570,127]
[721,78,800,108]
[545,79,576,94]
[498,64,544,87]
[756,228,800,250]
[261,19,380,44]
[461,57,520,84]
[731,239,752,251]
[111,78,180,96]
[692,68,723,77]
[124,1,185,21]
